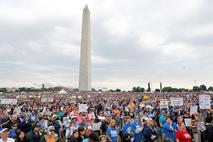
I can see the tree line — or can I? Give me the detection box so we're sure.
[0,84,213,93]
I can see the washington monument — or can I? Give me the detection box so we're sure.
[79,5,91,91]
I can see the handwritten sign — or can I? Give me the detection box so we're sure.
[78,104,88,112]
[199,95,211,109]
[184,118,192,127]
[41,97,54,103]
[190,105,198,116]
[160,99,168,109]
[170,98,183,106]
[1,99,17,105]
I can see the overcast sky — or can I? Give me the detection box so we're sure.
[0,0,213,90]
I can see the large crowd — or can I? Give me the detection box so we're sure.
[0,91,212,142]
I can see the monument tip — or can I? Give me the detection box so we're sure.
[84,4,89,10]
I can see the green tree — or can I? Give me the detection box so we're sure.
[115,88,121,92]
[193,86,200,92]
[208,86,213,91]
[132,86,145,92]
[0,88,7,93]
[200,85,207,91]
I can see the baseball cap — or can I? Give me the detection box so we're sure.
[0,128,8,133]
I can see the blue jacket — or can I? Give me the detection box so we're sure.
[122,123,134,136]
[159,116,166,133]
[163,122,178,140]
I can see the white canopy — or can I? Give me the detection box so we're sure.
[58,89,67,95]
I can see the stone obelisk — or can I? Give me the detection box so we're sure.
[79,4,91,91]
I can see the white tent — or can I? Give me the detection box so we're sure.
[58,89,67,95]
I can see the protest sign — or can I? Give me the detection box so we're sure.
[0,99,17,105]
[41,97,54,103]
[78,104,88,112]
[144,96,149,99]
[199,95,211,109]
[184,118,192,127]
[160,99,168,109]
[190,105,198,116]
[63,117,70,127]
[170,98,183,106]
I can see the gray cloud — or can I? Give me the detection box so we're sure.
[0,0,213,90]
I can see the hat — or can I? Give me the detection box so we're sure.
[0,128,8,133]
[48,126,55,132]
[161,111,165,115]
[144,117,149,121]
[52,115,58,119]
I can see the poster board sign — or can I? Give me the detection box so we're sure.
[144,96,149,99]
[170,98,183,106]
[78,104,88,112]
[41,97,54,103]
[199,95,211,109]
[0,99,17,105]
[160,99,168,109]
[63,117,69,127]
[190,105,198,116]
[184,118,192,127]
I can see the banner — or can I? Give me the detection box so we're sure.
[190,105,198,116]
[160,99,168,109]
[1,99,17,105]
[41,97,54,103]
[199,95,211,109]
[78,104,88,112]
[170,98,183,106]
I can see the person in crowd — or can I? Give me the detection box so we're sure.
[132,115,142,142]
[69,129,80,142]
[65,120,78,141]
[15,130,26,142]
[122,116,134,142]
[99,135,107,142]
[159,111,166,141]
[142,118,159,142]
[204,116,213,142]
[9,124,18,139]
[106,119,119,142]
[78,127,86,142]
[26,123,41,142]
[0,128,15,142]
[40,125,59,142]
[164,117,178,142]
[176,123,191,142]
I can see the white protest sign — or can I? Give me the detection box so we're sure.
[0,99,17,105]
[170,98,183,106]
[78,96,82,99]
[199,95,211,109]
[41,97,54,103]
[98,116,106,120]
[160,99,168,109]
[78,104,88,112]
[63,117,70,127]
[190,105,198,116]
[184,118,192,127]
